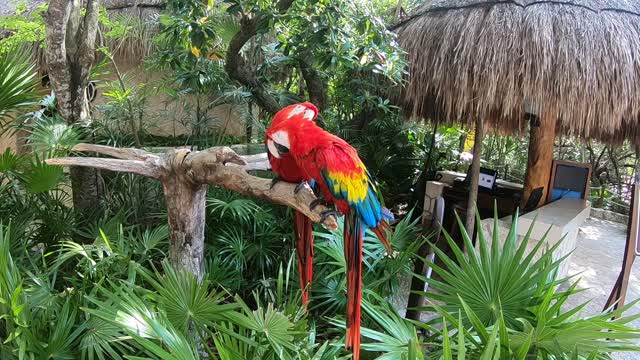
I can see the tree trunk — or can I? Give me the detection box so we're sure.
[246,102,254,142]
[70,166,100,215]
[464,118,484,237]
[224,0,328,116]
[44,0,101,218]
[299,51,327,111]
[163,176,207,281]
[523,115,557,208]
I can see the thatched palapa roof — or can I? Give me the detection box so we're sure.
[393,0,640,144]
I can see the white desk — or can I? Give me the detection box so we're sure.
[436,170,524,191]
[480,198,591,278]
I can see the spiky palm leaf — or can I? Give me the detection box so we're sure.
[0,148,27,174]
[85,284,200,360]
[415,211,565,328]
[136,262,239,333]
[422,211,640,359]
[20,155,65,194]
[207,196,262,224]
[331,294,424,360]
[0,49,39,122]
[27,118,81,155]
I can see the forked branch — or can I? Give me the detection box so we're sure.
[46,143,338,229]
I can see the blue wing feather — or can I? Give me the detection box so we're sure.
[319,162,385,229]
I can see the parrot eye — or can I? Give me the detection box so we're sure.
[269,130,291,158]
[275,142,289,154]
[267,139,280,159]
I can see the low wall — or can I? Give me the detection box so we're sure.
[589,208,629,224]
[480,199,590,279]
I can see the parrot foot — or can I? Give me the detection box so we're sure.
[319,210,340,223]
[270,177,283,190]
[293,181,308,194]
[309,198,330,211]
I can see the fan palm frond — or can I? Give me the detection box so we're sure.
[0,48,39,122]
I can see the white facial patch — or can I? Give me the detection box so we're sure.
[267,139,280,159]
[303,109,315,120]
[271,130,290,148]
[287,105,306,118]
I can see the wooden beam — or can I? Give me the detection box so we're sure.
[464,118,484,237]
[604,174,639,313]
[523,114,557,208]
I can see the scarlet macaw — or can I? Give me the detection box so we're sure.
[265,104,393,360]
[265,102,319,307]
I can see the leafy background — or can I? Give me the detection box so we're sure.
[0,0,639,358]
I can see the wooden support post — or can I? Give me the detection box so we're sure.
[604,168,640,313]
[164,176,208,281]
[464,118,484,237]
[523,115,557,208]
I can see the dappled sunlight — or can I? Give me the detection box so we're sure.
[565,218,640,330]
[116,310,153,338]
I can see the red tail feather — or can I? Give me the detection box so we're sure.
[294,211,314,308]
[344,213,363,360]
[372,221,392,255]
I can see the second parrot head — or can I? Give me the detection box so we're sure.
[265,102,318,159]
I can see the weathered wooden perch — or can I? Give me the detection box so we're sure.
[47,143,338,280]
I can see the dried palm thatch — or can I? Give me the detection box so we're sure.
[392,0,640,144]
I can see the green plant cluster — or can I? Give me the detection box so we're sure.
[0,2,46,52]
[2,0,640,358]
[415,212,640,358]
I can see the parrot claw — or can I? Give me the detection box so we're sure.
[309,198,329,211]
[294,181,308,194]
[319,210,340,223]
[270,177,282,190]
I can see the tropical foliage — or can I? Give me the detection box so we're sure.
[414,212,640,359]
[0,0,639,358]
[0,49,39,123]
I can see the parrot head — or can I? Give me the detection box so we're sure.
[265,102,318,159]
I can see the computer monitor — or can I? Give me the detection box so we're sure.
[478,167,497,192]
[547,160,591,202]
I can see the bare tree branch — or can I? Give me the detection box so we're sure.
[298,50,327,111]
[72,143,159,161]
[47,158,161,179]
[224,0,296,114]
[46,144,338,230]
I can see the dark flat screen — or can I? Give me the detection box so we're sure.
[552,164,589,197]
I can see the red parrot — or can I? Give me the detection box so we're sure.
[265,102,319,308]
[265,105,393,360]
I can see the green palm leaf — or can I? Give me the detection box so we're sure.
[0,48,39,122]
[137,261,239,333]
[416,210,562,328]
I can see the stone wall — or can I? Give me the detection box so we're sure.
[589,208,629,225]
[0,59,252,154]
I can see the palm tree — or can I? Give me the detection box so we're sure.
[0,48,39,122]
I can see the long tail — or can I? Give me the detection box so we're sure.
[344,212,363,360]
[372,220,392,255]
[294,210,314,308]
[372,207,394,255]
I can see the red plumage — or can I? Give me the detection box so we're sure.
[267,104,393,360]
[266,103,318,308]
